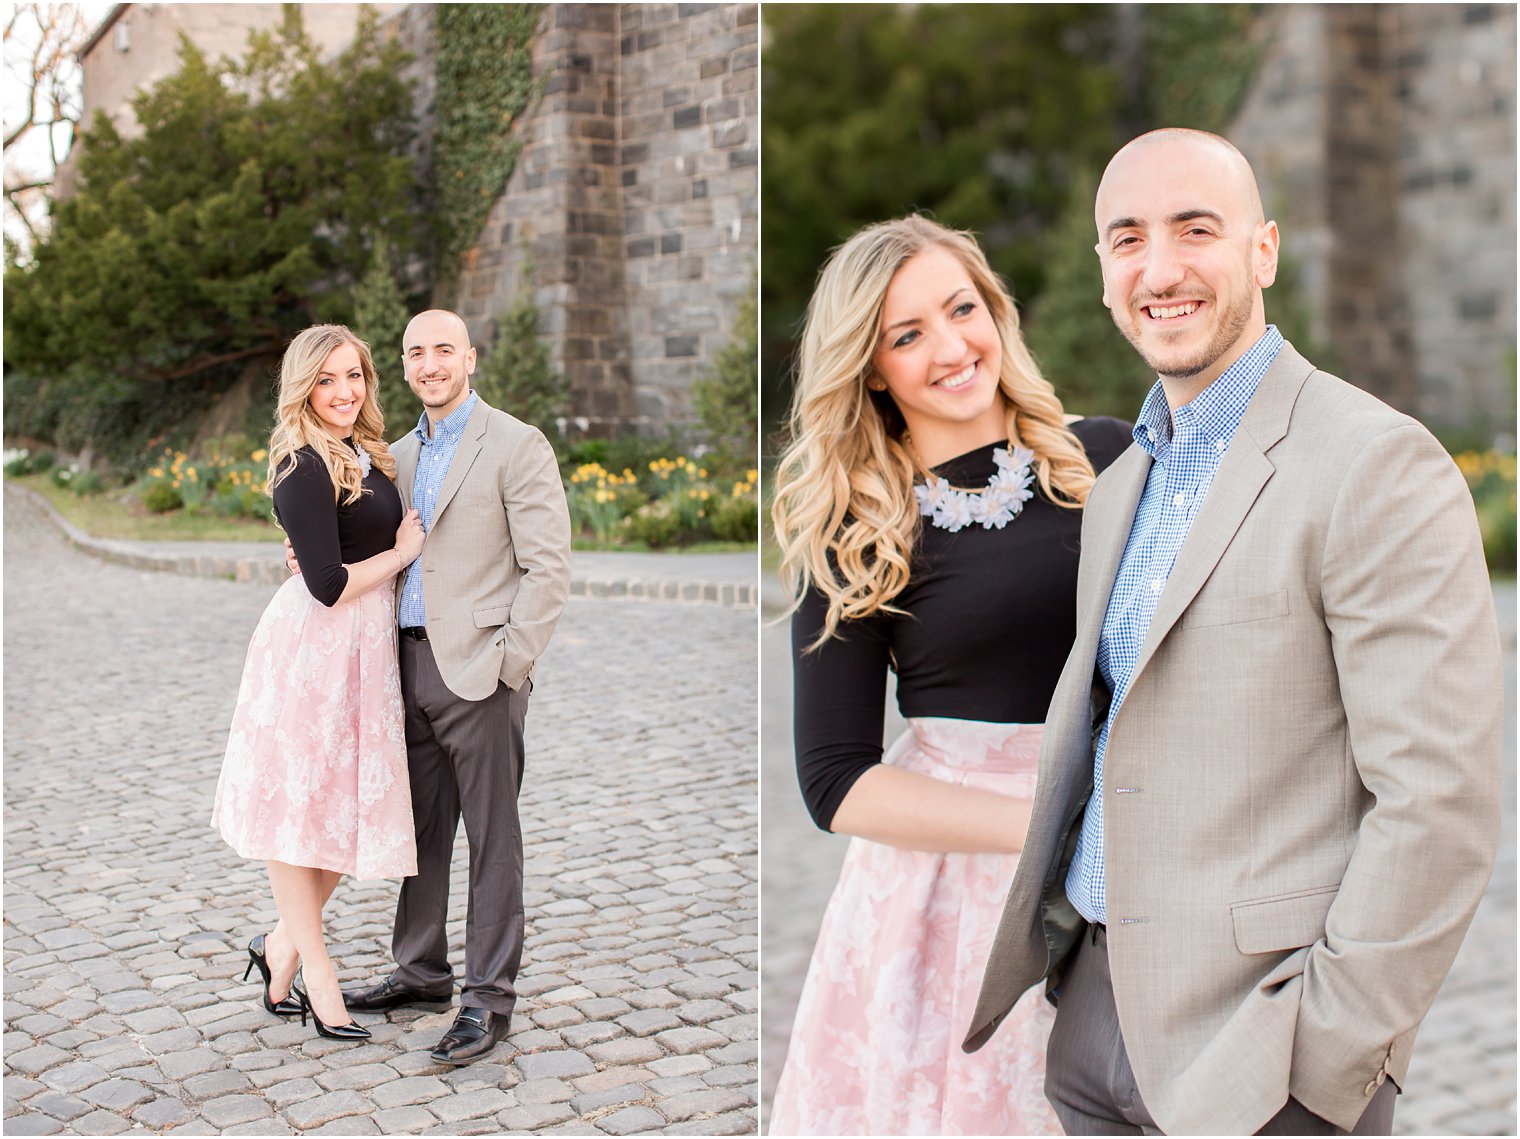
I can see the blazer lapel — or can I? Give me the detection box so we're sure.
[432,401,489,523]
[393,435,419,510]
[1038,443,1148,793]
[1129,343,1317,684]
[1077,444,1150,654]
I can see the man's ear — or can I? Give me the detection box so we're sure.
[1095,243,1112,310]
[1254,220,1280,289]
[465,346,478,376]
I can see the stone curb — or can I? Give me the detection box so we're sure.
[571,576,756,609]
[10,485,758,610]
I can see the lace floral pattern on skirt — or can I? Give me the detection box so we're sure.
[212,575,416,880]
[771,718,1060,1136]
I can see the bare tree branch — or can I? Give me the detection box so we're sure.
[5,174,53,195]
[150,340,287,382]
[3,3,87,244]
[4,189,42,246]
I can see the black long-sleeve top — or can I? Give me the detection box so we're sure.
[273,441,404,608]
[792,416,1134,830]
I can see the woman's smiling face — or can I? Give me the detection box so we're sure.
[309,342,366,434]
[868,244,1008,466]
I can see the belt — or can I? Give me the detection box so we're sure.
[400,626,429,641]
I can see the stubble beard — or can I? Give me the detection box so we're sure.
[1115,285,1255,382]
[412,372,466,409]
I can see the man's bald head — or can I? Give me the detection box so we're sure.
[1092,128,1280,400]
[1097,129,1265,235]
[404,309,472,353]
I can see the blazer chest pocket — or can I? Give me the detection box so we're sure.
[473,604,511,629]
[1231,883,1338,955]
[1181,588,1290,629]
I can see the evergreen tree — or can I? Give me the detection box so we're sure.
[471,296,568,444]
[761,4,1123,412]
[1022,167,1143,419]
[693,287,759,461]
[4,7,421,389]
[351,236,417,436]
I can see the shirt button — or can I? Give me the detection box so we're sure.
[1215,440,1226,452]
[1150,579,1164,592]
[1173,493,1185,507]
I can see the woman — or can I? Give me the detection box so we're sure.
[212,324,425,1040]
[768,216,1132,1134]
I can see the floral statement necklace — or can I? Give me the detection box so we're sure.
[915,445,1036,532]
[353,440,373,478]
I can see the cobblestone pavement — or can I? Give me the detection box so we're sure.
[760,582,1517,1136]
[3,487,758,1136]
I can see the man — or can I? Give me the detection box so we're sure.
[965,130,1502,1135]
[336,309,572,1064]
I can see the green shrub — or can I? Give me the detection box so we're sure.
[646,456,710,531]
[1456,450,1518,573]
[559,434,687,480]
[693,287,758,459]
[142,482,185,514]
[473,295,569,442]
[563,438,609,467]
[565,462,647,543]
[621,499,682,549]
[71,471,104,497]
[2,449,52,476]
[210,483,270,520]
[136,445,270,520]
[710,491,759,543]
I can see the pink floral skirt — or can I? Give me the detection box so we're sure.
[770,718,1060,1136]
[212,575,416,880]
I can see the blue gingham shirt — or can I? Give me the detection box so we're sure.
[398,390,479,629]
[1066,327,1284,924]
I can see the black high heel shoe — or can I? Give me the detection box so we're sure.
[244,934,303,1017]
[291,972,371,1040]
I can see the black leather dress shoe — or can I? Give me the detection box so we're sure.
[340,975,452,1012]
[430,1006,510,1065]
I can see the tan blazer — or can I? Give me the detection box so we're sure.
[392,398,572,701]
[965,343,1503,1134]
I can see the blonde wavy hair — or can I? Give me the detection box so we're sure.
[267,324,398,506]
[771,215,1096,647]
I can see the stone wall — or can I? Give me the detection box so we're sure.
[617,2,759,430]
[454,5,631,429]
[1390,3,1516,434]
[1230,3,1515,436]
[452,3,759,437]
